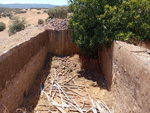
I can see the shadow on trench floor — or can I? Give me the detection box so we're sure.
[15,53,112,113]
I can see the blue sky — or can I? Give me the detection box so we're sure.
[0,0,68,5]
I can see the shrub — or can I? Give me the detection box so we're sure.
[9,15,19,20]
[43,10,47,13]
[15,10,27,14]
[2,14,6,17]
[0,22,6,31]
[0,7,21,16]
[36,8,41,10]
[37,12,41,14]
[8,17,26,36]
[6,13,11,17]
[21,11,27,13]
[68,0,150,56]
[38,19,44,25]
[47,6,68,19]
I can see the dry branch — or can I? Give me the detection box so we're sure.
[38,66,111,113]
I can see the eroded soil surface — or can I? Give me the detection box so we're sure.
[16,54,112,113]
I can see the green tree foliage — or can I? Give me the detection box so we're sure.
[100,0,150,42]
[0,22,6,31]
[68,0,150,56]
[47,6,68,19]
[8,17,26,36]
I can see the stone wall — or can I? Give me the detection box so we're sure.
[0,27,48,112]
[99,41,150,113]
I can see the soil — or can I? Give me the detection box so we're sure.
[0,9,48,41]
[15,54,113,113]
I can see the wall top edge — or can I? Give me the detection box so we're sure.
[0,26,45,57]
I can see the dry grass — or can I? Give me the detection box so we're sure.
[0,9,48,39]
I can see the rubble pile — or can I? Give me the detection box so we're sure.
[45,19,69,30]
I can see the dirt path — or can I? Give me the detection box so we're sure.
[16,54,112,113]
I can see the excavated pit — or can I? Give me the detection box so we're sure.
[16,54,112,113]
[1,19,150,113]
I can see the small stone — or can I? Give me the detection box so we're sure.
[62,66,65,69]
[58,73,62,76]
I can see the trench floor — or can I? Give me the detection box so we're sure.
[16,54,112,113]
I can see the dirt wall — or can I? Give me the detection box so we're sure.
[139,40,150,50]
[99,41,150,113]
[47,29,81,55]
[1,26,150,113]
[0,27,81,112]
[0,28,48,112]
[0,28,80,112]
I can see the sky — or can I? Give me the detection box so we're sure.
[0,0,68,5]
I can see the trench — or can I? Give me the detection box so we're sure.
[0,28,113,113]
[1,27,150,113]
[15,53,112,113]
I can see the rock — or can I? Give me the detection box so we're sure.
[58,73,62,76]
[62,66,65,69]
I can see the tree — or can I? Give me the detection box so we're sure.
[68,0,150,56]
[68,0,121,56]
[100,0,150,42]
[0,22,6,31]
